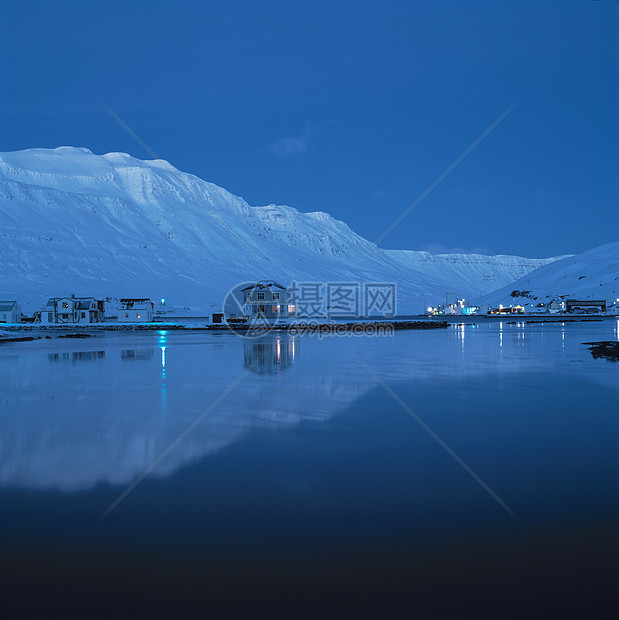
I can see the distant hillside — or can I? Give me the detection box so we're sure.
[478,242,619,309]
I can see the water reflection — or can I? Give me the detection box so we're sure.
[457,323,465,355]
[159,331,167,413]
[48,351,106,363]
[1,321,617,492]
[561,322,565,352]
[244,335,298,374]
[159,331,167,381]
[121,349,154,361]
[2,323,617,620]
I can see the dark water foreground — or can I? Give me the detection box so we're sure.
[1,320,617,617]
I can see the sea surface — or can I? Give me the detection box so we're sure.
[1,319,617,617]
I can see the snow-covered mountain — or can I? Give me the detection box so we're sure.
[479,242,619,309]
[0,147,562,314]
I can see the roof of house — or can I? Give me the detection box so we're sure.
[119,298,153,309]
[43,296,100,310]
[240,281,287,292]
[0,301,18,312]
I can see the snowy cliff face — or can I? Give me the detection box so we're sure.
[479,242,619,308]
[0,147,560,313]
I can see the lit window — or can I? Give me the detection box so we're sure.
[62,302,69,309]
[272,305,279,313]
[288,305,295,314]
[137,314,141,319]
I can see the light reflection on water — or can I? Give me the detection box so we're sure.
[0,320,617,615]
[0,320,616,495]
[243,336,299,374]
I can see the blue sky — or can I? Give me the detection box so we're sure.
[1,0,617,257]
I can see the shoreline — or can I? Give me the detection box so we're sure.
[0,314,616,335]
[0,319,449,335]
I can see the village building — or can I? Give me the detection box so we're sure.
[118,298,155,323]
[548,300,566,313]
[40,295,105,324]
[565,299,606,314]
[241,281,291,320]
[488,305,525,315]
[0,300,23,323]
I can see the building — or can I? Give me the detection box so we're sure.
[488,305,525,315]
[118,298,154,322]
[428,300,479,315]
[0,300,23,323]
[241,281,290,319]
[548,300,566,313]
[565,300,606,314]
[41,295,105,324]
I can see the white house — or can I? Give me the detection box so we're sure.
[0,300,23,323]
[41,296,105,324]
[118,298,154,323]
[241,281,290,319]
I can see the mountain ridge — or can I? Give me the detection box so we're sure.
[0,147,568,314]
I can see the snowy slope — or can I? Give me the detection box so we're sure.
[478,242,619,308]
[386,250,565,298]
[0,147,561,314]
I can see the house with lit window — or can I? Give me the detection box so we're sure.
[40,295,105,324]
[118,298,155,323]
[488,304,525,315]
[548,300,565,313]
[0,300,23,323]
[241,281,291,319]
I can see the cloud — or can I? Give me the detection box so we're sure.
[371,189,392,201]
[267,130,311,157]
[534,188,560,202]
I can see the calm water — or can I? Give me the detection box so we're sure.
[1,320,618,617]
